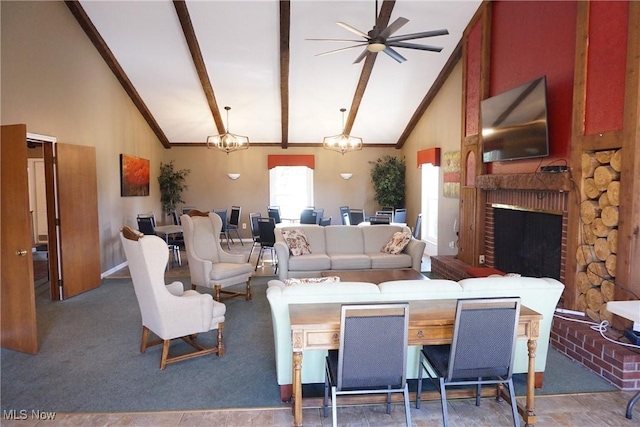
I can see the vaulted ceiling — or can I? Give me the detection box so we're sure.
[68,0,481,149]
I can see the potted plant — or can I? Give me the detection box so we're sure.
[158,161,190,218]
[369,155,405,209]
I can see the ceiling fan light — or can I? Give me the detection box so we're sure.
[367,42,386,53]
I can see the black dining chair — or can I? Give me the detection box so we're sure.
[255,217,277,272]
[416,297,522,427]
[247,212,262,262]
[339,206,350,225]
[299,208,317,224]
[227,206,243,246]
[267,206,281,224]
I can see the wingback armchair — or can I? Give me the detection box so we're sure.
[181,210,253,301]
[119,226,226,370]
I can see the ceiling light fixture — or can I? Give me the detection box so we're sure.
[323,108,363,155]
[206,106,249,154]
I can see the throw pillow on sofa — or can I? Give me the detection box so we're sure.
[381,231,412,255]
[283,276,340,286]
[281,228,312,256]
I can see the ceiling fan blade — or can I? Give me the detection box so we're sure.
[316,43,368,57]
[353,49,370,64]
[306,38,367,43]
[383,46,407,63]
[387,29,449,43]
[387,41,443,52]
[336,22,370,39]
[379,17,409,39]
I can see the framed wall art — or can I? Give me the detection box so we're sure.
[120,154,150,197]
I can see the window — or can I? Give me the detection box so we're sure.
[269,166,314,220]
[420,163,439,245]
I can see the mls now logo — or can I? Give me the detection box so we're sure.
[3,409,56,420]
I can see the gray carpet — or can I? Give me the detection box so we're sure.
[1,276,616,413]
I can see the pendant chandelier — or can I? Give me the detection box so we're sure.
[323,108,363,155]
[206,106,249,154]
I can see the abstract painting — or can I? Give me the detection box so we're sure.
[120,154,150,197]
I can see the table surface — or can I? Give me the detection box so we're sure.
[321,268,426,284]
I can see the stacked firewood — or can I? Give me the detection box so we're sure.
[576,149,621,322]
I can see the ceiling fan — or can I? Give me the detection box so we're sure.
[308,1,449,64]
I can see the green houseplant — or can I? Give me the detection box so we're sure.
[370,155,406,209]
[158,161,190,217]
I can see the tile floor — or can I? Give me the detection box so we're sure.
[3,390,639,426]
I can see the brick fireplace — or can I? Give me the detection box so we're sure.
[430,172,640,391]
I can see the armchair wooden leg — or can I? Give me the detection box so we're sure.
[217,323,225,356]
[214,284,222,301]
[160,339,171,370]
[141,326,150,353]
[245,277,252,300]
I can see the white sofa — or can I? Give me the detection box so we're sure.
[273,224,426,281]
[266,275,564,398]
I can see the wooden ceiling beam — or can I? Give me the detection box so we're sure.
[280,1,291,149]
[344,0,395,135]
[173,0,225,135]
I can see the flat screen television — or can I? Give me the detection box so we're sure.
[481,76,550,163]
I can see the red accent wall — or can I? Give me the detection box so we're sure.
[584,1,628,135]
[465,19,482,137]
[488,1,577,174]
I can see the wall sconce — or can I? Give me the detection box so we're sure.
[340,173,353,180]
[227,173,241,180]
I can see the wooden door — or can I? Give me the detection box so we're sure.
[1,124,38,354]
[54,143,101,298]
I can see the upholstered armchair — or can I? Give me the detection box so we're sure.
[181,210,253,301]
[119,226,226,370]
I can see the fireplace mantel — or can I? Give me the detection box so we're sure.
[476,171,572,192]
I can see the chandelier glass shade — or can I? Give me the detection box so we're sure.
[323,108,363,155]
[206,106,249,154]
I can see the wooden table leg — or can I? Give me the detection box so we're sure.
[292,350,303,427]
[525,339,537,426]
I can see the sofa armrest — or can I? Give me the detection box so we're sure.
[274,242,290,280]
[404,238,426,271]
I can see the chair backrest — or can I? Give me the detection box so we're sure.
[299,208,317,224]
[339,206,350,225]
[394,209,407,224]
[214,209,227,231]
[119,226,173,334]
[181,210,224,265]
[370,215,391,225]
[378,208,394,222]
[257,217,276,247]
[320,216,332,226]
[337,303,409,390]
[413,213,422,239]
[447,298,521,382]
[229,206,241,227]
[349,209,365,225]
[249,212,262,240]
[137,214,156,235]
[171,210,181,225]
[267,207,281,224]
[313,209,324,224]
[342,211,351,226]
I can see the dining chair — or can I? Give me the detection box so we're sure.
[339,206,350,225]
[214,208,231,249]
[255,217,277,272]
[267,206,282,224]
[380,207,394,222]
[349,209,365,225]
[247,212,262,262]
[319,216,332,226]
[394,208,407,224]
[137,214,181,267]
[324,303,411,426]
[227,206,243,245]
[416,297,522,427]
[313,208,324,224]
[299,208,317,224]
[413,213,422,239]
